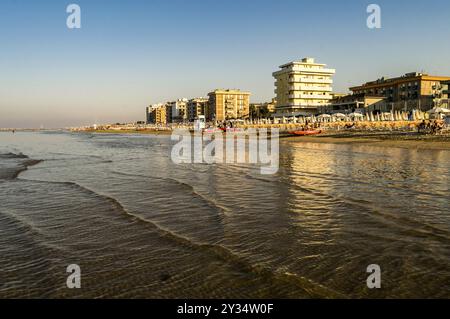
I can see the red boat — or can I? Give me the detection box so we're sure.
[288,130,322,136]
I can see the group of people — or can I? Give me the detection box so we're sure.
[217,120,236,131]
[417,120,446,135]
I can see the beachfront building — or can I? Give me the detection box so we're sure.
[146,103,167,125]
[273,58,335,116]
[207,89,251,122]
[250,98,277,119]
[319,93,387,114]
[187,98,209,122]
[350,72,450,111]
[167,98,188,123]
[440,80,450,108]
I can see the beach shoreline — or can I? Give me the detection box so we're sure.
[283,132,450,150]
[73,129,450,150]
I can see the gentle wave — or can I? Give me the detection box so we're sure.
[18,176,338,298]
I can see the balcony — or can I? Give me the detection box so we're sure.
[288,77,333,84]
[289,85,332,92]
[289,66,336,74]
[289,94,333,100]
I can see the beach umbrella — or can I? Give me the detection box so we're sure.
[349,113,364,119]
[416,110,422,120]
[427,107,450,114]
[334,113,346,118]
[318,114,330,123]
[370,112,375,122]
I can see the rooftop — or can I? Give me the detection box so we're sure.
[351,73,450,89]
[279,57,327,68]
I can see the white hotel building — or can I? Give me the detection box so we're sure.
[273,57,335,116]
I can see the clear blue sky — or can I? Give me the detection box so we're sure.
[1,0,450,128]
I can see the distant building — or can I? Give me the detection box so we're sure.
[207,89,251,121]
[440,80,450,108]
[187,98,209,122]
[167,98,188,123]
[273,57,335,116]
[319,93,386,114]
[146,103,167,125]
[350,72,450,111]
[250,98,277,119]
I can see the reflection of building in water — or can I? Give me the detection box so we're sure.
[282,142,337,223]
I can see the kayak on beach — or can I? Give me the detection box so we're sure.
[288,130,322,136]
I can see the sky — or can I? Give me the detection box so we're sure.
[1,0,450,128]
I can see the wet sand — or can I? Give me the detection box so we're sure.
[82,129,450,150]
[283,132,450,150]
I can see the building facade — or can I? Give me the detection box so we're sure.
[250,98,277,119]
[146,104,167,125]
[273,57,335,116]
[350,73,450,111]
[167,98,188,123]
[207,89,251,121]
[187,98,209,122]
[319,93,386,114]
[440,80,450,108]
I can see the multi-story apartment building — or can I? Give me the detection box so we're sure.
[207,89,251,121]
[167,98,188,123]
[146,104,167,125]
[273,58,335,115]
[187,98,209,122]
[350,73,450,110]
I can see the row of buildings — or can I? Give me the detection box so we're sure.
[146,90,251,125]
[147,57,450,124]
[272,58,450,117]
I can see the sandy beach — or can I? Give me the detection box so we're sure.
[282,131,450,150]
